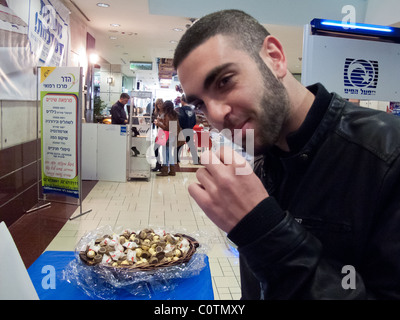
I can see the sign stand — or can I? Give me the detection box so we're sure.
[69,92,92,220]
[27,66,92,220]
[69,68,92,220]
[26,67,52,215]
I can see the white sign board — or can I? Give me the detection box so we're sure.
[301,24,400,101]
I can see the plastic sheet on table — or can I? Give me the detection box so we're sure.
[64,225,209,300]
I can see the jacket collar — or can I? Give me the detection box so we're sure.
[261,83,347,197]
[270,83,335,158]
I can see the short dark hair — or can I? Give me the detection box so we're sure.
[120,93,130,100]
[173,9,270,70]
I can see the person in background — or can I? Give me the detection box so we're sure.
[176,94,199,165]
[146,98,154,115]
[154,100,183,176]
[173,9,400,299]
[110,93,129,124]
[152,98,164,172]
[174,95,181,107]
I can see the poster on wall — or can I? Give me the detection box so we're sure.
[40,66,81,198]
[0,0,70,101]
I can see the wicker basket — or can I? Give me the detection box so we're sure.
[79,230,199,272]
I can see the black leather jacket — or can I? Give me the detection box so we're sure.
[228,83,400,299]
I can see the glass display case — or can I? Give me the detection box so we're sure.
[127,91,153,181]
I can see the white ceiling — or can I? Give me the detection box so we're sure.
[60,0,400,88]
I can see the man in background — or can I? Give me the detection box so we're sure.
[110,93,129,124]
[176,94,198,164]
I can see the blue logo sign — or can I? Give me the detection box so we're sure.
[344,58,378,96]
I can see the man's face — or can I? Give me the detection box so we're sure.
[177,35,290,155]
[121,98,129,105]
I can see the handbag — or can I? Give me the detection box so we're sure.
[155,129,169,146]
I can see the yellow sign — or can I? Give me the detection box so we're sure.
[40,67,56,83]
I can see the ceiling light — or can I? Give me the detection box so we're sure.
[169,40,177,44]
[89,53,99,64]
[173,28,183,32]
[96,3,110,8]
[109,36,117,40]
[110,23,120,27]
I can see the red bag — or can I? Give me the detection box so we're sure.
[155,129,169,146]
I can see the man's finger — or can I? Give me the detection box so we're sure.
[216,146,247,167]
[199,149,225,175]
[188,182,210,210]
[195,167,217,194]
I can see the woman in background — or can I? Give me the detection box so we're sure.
[151,98,164,172]
[154,100,183,176]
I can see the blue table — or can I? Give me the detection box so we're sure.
[28,251,214,300]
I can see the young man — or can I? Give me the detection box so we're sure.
[174,9,400,299]
[110,93,129,124]
[176,94,199,165]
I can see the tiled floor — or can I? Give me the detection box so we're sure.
[45,168,241,300]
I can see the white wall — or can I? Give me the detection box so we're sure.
[154,88,181,102]
[0,101,39,149]
[364,0,400,25]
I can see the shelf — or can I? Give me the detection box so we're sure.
[127,92,153,181]
[128,172,150,181]
[130,155,147,159]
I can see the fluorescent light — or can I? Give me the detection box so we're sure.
[311,18,400,43]
[97,3,110,8]
[110,23,120,27]
[321,20,393,33]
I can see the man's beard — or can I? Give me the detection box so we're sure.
[251,56,291,156]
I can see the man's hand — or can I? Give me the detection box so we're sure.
[188,146,269,233]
